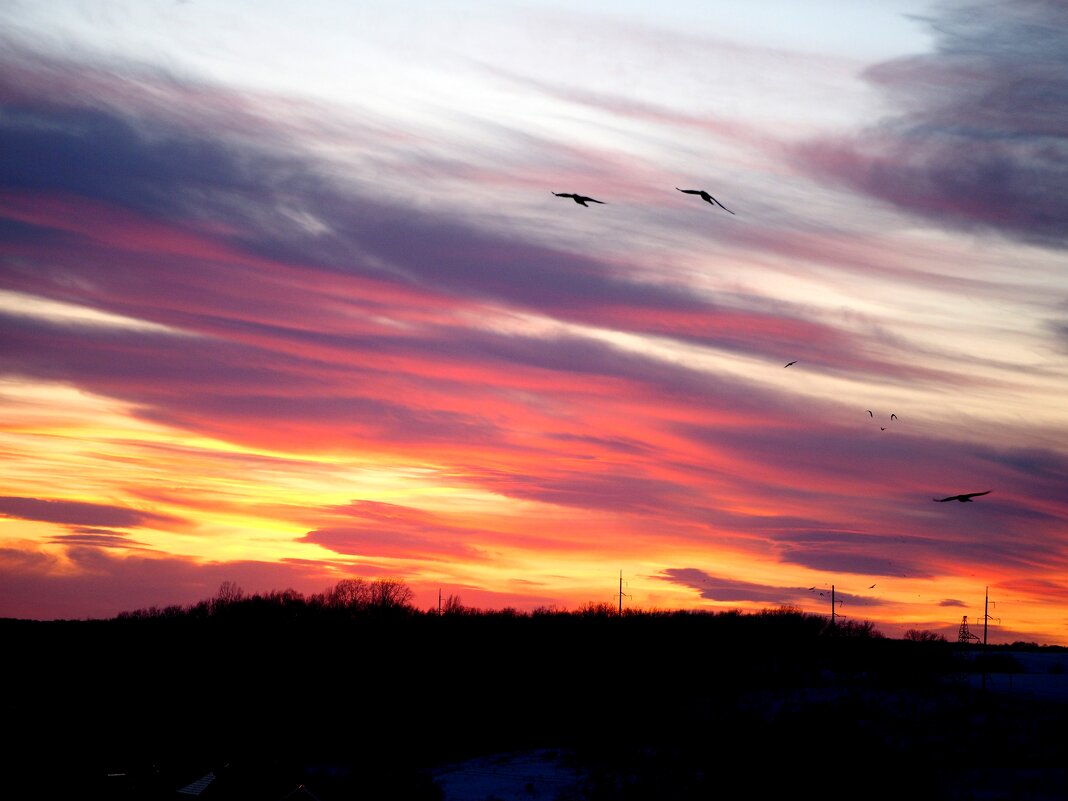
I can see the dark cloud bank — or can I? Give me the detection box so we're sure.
[800,0,1068,250]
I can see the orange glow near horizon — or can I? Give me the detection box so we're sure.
[3,329,1066,643]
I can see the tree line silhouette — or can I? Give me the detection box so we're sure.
[4,578,1065,800]
[111,577,883,634]
[114,577,419,622]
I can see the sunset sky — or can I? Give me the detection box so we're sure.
[2,0,1067,644]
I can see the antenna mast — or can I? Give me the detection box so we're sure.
[958,616,981,644]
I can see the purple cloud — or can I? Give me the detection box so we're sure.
[302,500,492,561]
[659,567,808,605]
[0,545,338,620]
[798,0,1068,248]
[48,529,149,550]
[660,567,883,609]
[775,545,931,581]
[0,496,178,529]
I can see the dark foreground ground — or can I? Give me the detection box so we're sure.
[2,611,1066,800]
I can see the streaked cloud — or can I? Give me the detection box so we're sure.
[0,496,179,529]
[0,290,185,334]
[658,566,881,609]
[48,529,149,550]
[303,500,489,561]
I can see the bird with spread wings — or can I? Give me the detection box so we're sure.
[676,187,735,214]
[553,192,605,207]
[933,491,991,503]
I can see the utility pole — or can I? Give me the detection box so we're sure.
[618,570,631,615]
[438,588,442,616]
[982,586,989,693]
[975,586,1000,693]
[983,586,990,646]
[830,584,836,629]
[982,587,988,694]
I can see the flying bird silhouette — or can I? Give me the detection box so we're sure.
[933,491,991,503]
[784,360,797,367]
[553,192,605,207]
[675,188,735,214]
[869,584,876,589]
[866,410,873,417]
[890,413,898,421]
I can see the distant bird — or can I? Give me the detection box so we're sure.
[890,413,898,421]
[553,192,605,207]
[784,360,797,367]
[933,491,991,503]
[675,188,735,214]
[866,410,873,417]
[869,584,876,589]
[808,587,815,591]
